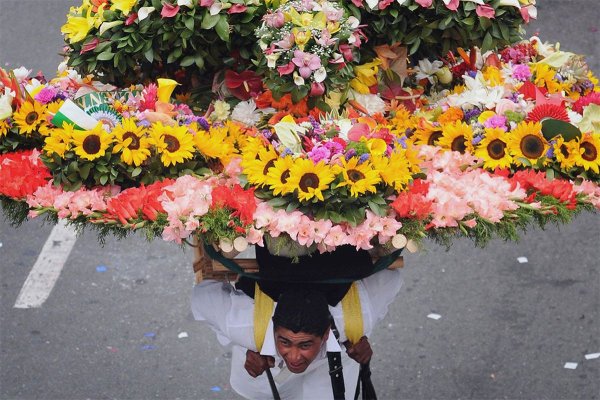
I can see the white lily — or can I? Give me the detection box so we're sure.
[274,115,306,154]
[0,93,14,120]
[414,59,443,84]
[266,53,280,68]
[293,72,305,86]
[349,91,386,115]
[12,67,31,84]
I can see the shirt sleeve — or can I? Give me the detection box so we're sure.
[359,268,403,335]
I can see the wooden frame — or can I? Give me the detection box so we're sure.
[192,237,404,283]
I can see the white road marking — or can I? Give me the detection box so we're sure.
[14,220,78,308]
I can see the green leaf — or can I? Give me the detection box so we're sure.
[99,175,109,185]
[79,163,92,180]
[96,50,114,61]
[481,32,493,52]
[215,17,230,42]
[131,167,142,177]
[184,16,195,31]
[144,49,154,63]
[180,55,195,67]
[201,12,220,30]
[541,119,582,141]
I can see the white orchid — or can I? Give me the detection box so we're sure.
[414,59,444,84]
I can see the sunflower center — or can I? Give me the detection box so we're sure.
[560,144,570,158]
[25,111,39,125]
[427,131,443,146]
[82,134,101,154]
[348,169,365,182]
[520,134,544,159]
[280,169,290,184]
[487,139,506,160]
[164,134,181,152]
[123,132,140,150]
[581,141,598,161]
[263,159,276,175]
[299,173,319,192]
[451,136,467,153]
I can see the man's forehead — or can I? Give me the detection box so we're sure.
[275,326,320,342]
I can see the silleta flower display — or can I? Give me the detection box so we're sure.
[1,0,599,262]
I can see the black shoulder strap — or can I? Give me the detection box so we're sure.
[328,316,346,400]
[265,368,281,400]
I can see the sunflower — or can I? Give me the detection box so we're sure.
[336,157,382,197]
[437,121,474,154]
[552,136,578,170]
[193,123,234,163]
[372,149,412,191]
[240,136,266,166]
[12,101,47,135]
[44,123,74,158]
[112,118,151,167]
[574,133,600,174]
[265,155,296,195]
[474,128,513,170]
[71,123,113,161]
[507,121,549,167]
[149,122,195,167]
[412,123,443,147]
[243,146,279,187]
[287,158,336,202]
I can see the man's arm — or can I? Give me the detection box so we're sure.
[244,350,275,378]
[344,336,373,364]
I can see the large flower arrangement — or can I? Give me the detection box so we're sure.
[1,37,599,259]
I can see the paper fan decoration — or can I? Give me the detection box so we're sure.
[526,104,570,123]
[85,104,122,129]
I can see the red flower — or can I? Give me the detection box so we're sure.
[224,70,263,100]
[391,181,432,219]
[228,4,247,13]
[526,104,570,123]
[104,179,173,225]
[573,92,600,114]
[510,170,577,208]
[125,12,138,26]
[0,150,51,199]
[80,38,101,54]
[161,3,180,18]
[211,184,257,226]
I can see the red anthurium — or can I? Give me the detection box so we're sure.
[161,3,180,18]
[309,82,325,97]
[277,62,296,77]
[228,4,247,13]
[80,38,101,54]
[224,70,263,100]
[125,12,138,25]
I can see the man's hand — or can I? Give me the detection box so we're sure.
[344,336,373,365]
[244,350,275,378]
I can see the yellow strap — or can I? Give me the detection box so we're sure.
[253,282,274,352]
[341,282,364,345]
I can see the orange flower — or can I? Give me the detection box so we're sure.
[437,107,464,125]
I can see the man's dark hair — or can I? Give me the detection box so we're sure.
[272,289,330,337]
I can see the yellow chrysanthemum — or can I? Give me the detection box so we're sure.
[0,120,9,137]
[336,157,381,198]
[482,66,504,86]
[12,101,48,135]
[287,158,336,202]
[44,122,74,158]
[265,156,296,196]
[112,118,151,167]
[372,150,412,191]
[71,123,113,161]
[149,122,195,167]
[388,105,417,135]
[507,121,549,167]
[194,124,235,163]
[241,136,266,165]
[531,63,562,94]
[474,128,513,170]
[243,146,279,187]
[552,136,579,171]
[574,133,600,174]
[437,121,474,154]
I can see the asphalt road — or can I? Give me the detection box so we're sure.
[1,1,599,399]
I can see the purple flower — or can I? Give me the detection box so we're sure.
[546,146,555,158]
[308,145,331,162]
[483,115,508,130]
[292,50,322,79]
[345,148,357,160]
[34,87,58,104]
[358,153,370,164]
[472,135,483,145]
[512,64,531,81]
[324,141,343,155]
[281,148,294,157]
[197,117,210,130]
[464,108,482,121]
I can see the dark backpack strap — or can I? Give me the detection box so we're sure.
[328,315,346,400]
[354,362,377,400]
[265,368,281,400]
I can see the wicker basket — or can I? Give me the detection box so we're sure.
[191,237,404,283]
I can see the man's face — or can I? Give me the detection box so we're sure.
[274,326,329,374]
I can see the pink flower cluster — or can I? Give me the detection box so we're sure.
[159,175,214,243]
[26,182,113,219]
[253,202,402,252]
[418,146,526,228]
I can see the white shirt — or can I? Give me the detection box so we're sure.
[191,269,403,399]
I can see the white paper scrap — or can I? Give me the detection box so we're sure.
[427,313,441,320]
[517,257,528,263]
[585,353,600,360]
[178,332,189,339]
[0,242,3,248]
[564,362,578,369]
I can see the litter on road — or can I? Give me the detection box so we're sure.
[96,265,107,272]
[427,313,441,320]
[563,362,578,370]
[585,353,600,360]
[178,332,189,339]
[517,257,528,263]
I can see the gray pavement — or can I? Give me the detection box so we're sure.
[1,1,599,399]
